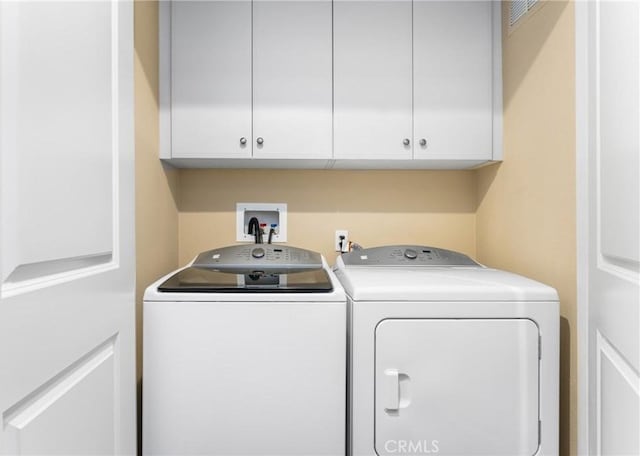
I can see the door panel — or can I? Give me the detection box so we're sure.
[0,1,135,454]
[252,0,332,159]
[334,0,413,159]
[171,1,252,158]
[375,319,539,456]
[597,333,639,456]
[413,1,493,159]
[4,340,116,455]
[0,0,114,291]
[597,0,640,269]
[591,3,640,454]
[578,0,640,454]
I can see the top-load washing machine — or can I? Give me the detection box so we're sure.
[143,244,346,456]
[334,245,559,456]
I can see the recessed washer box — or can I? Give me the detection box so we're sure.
[236,203,287,242]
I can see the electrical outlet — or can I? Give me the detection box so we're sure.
[335,230,349,253]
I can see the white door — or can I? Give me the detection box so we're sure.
[252,0,332,159]
[375,319,539,456]
[171,1,252,159]
[413,1,493,160]
[577,1,640,455]
[0,2,136,455]
[333,0,413,160]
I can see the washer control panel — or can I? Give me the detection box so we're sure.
[193,244,323,270]
[341,245,480,267]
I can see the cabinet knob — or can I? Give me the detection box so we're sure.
[256,137,264,145]
[240,137,247,145]
[419,138,427,147]
[403,138,410,146]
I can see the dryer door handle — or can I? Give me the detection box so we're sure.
[382,368,411,414]
[382,369,400,412]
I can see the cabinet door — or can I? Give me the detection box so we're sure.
[413,1,493,160]
[375,319,539,456]
[334,0,413,160]
[171,1,251,158]
[253,1,332,159]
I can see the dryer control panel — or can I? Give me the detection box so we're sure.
[192,244,323,270]
[340,245,481,267]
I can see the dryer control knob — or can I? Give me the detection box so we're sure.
[251,247,266,259]
[404,248,418,260]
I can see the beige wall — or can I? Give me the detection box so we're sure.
[477,2,576,455]
[134,0,179,382]
[178,169,477,264]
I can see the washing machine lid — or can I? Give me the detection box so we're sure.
[158,245,333,293]
[158,267,333,293]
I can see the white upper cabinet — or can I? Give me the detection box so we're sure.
[162,0,501,168]
[333,0,413,160]
[171,1,252,159]
[413,1,494,160]
[253,1,332,159]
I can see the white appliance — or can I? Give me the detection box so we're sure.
[143,244,346,455]
[334,245,559,456]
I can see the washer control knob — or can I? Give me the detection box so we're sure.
[404,248,418,260]
[251,247,266,259]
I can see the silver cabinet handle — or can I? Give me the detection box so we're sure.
[240,137,247,145]
[419,138,427,147]
[403,138,410,146]
[256,137,264,145]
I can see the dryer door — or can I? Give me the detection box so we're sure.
[375,318,540,456]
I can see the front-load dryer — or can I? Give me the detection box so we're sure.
[143,244,346,456]
[334,245,559,456]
